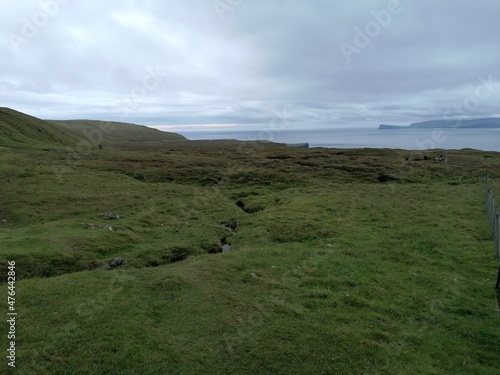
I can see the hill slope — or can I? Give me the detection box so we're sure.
[1,141,500,374]
[0,107,186,149]
[379,117,500,129]
[49,119,186,144]
[0,107,80,148]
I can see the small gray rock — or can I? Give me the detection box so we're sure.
[109,257,124,268]
[222,244,232,253]
[105,213,121,220]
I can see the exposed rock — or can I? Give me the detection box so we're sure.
[220,237,232,253]
[109,256,125,268]
[250,272,259,279]
[105,213,121,220]
[219,220,239,232]
[88,223,116,231]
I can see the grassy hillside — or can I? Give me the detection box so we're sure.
[49,119,186,144]
[0,108,185,151]
[0,108,80,148]
[1,125,500,374]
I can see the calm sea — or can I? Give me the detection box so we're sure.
[178,128,500,152]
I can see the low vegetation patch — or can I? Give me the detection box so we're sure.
[1,112,500,374]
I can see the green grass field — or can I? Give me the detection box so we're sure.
[1,109,500,374]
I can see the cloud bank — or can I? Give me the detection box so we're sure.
[1,0,499,130]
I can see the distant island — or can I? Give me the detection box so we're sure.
[379,118,500,130]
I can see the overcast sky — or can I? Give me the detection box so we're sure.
[1,0,499,131]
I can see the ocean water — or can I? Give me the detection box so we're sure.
[178,128,500,152]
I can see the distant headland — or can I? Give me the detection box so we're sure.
[379,118,500,130]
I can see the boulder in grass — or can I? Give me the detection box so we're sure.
[109,257,125,269]
[105,213,121,220]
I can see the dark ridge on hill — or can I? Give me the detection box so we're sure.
[0,107,80,148]
[48,119,187,144]
[379,117,500,130]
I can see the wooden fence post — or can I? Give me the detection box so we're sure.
[489,194,496,234]
[497,213,500,284]
[485,173,500,289]
[444,149,449,175]
[496,212,500,262]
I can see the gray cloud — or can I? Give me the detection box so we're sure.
[1,0,499,129]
